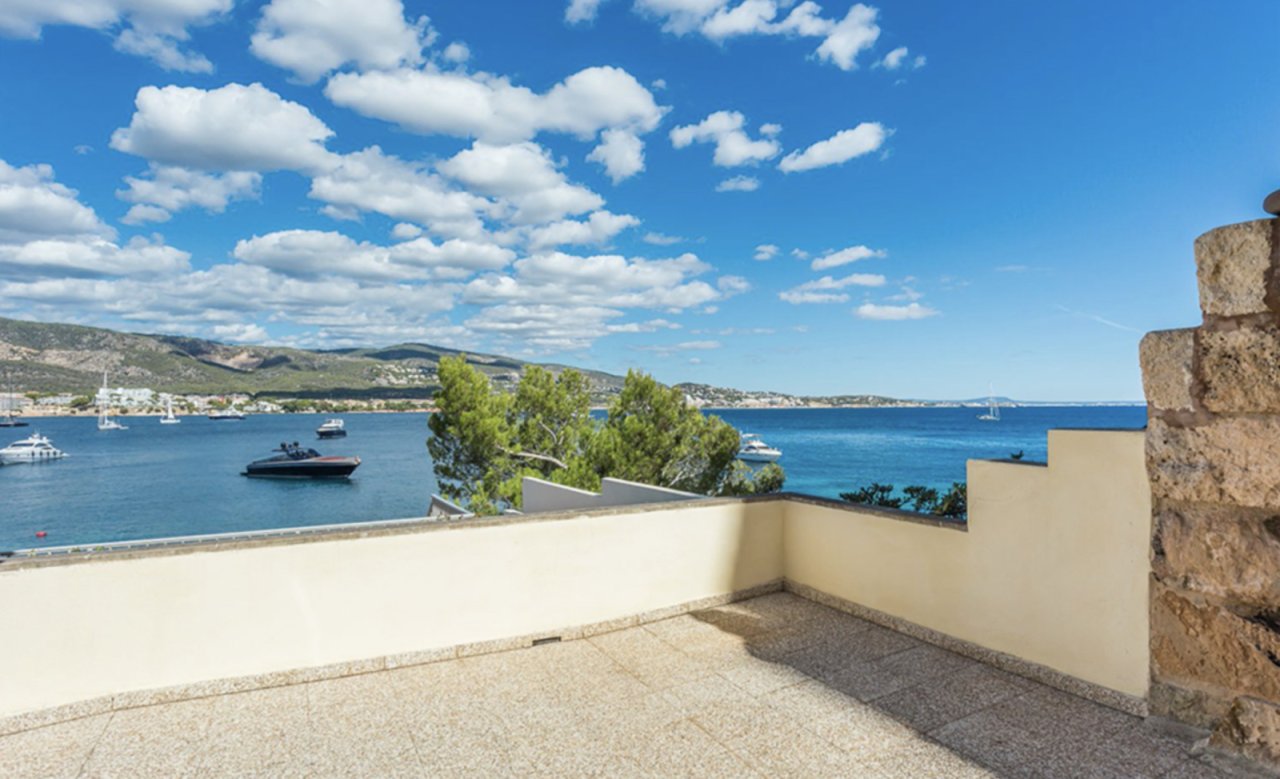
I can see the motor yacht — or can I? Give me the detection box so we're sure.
[737,433,782,463]
[208,407,246,421]
[242,442,360,479]
[316,418,347,439]
[0,433,66,465]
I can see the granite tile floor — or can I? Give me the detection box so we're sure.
[0,593,1245,778]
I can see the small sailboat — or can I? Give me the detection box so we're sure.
[160,394,180,424]
[0,369,28,428]
[978,386,1000,422]
[97,372,127,431]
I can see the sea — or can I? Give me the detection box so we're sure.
[0,406,1147,552]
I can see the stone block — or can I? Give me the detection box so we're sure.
[1140,329,1197,411]
[1153,503,1280,610]
[1150,584,1280,702]
[1147,416,1280,508]
[1200,325,1280,413]
[1210,696,1280,767]
[1149,680,1229,729]
[1196,219,1276,317]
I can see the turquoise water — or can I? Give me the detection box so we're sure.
[0,406,1146,551]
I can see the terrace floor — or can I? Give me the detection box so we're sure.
[1,593,1240,778]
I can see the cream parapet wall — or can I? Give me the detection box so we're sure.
[0,429,1150,720]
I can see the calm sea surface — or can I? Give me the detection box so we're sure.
[0,406,1146,551]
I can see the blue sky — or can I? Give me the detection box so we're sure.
[0,1,1274,401]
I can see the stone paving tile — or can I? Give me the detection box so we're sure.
[825,643,981,702]
[81,696,215,777]
[874,662,1036,733]
[0,713,111,779]
[1162,756,1237,778]
[932,686,1139,779]
[0,593,1239,777]
[192,685,311,778]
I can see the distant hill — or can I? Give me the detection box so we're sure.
[0,316,625,401]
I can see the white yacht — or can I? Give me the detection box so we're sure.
[208,407,246,421]
[737,433,782,463]
[0,432,66,465]
[160,394,180,424]
[97,372,127,431]
[316,418,347,439]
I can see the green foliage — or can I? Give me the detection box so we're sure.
[69,395,92,409]
[427,360,785,514]
[838,482,902,508]
[840,481,967,521]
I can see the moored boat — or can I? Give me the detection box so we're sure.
[737,433,782,463]
[242,442,360,479]
[209,407,246,421]
[316,418,347,439]
[0,432,66,465]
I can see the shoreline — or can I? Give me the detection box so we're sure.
[9,402,1147,419]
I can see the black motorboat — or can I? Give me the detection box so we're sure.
[0,415,29,427]
[316,418,347,439]
[242,442,360,479]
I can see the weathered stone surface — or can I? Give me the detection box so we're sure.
[1153,503,1280,610]
[1196,219,1276,317]
[1210,696,1280,766]
[1147,416,1280,509]
[1151,584,1280,701]
[1149,680,1231,729]
[1200,325,1280,414]
[1141,329,1197,411]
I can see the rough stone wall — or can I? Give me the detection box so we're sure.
[1142,216,1280,766]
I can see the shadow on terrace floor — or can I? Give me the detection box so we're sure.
[0,593,1257,778]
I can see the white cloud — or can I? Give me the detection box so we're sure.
[753,244,779,261]
[309,146,491,237]
[635,339,721,355]
[715,175,760,192]
[670,110,779,166]
[566,0,610,23]
[326,65,666,144]
[790,248,809,259]
[250,0,432,83]
[759,123,782,137]
[587,129,646,182]
[855,302,938,320]
[779,122,888,173]
[110,83,337,173]
[118,165,261,223]
[526,210,639,249]
[630,0,886,71]
[606,318,680,333]
[643,232,684,245]
[441,41,470,63]
[392,223,423,240]
[811,245,885,271]
[880,45,907,69]
[0,236,190,278]
[815,4,880,71]
[0,0,229,71]
[463,250,719,312]
[779,272,885,303]
[717,275,750,296]
[464,303,623,351]
[0,159,113,244]
[210,322,269,343]
[437,141,602,225]
[232,229,513,282]
[877,46,925,71]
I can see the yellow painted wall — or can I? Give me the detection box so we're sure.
[784,429,1151,697]
[0,500,783,718]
